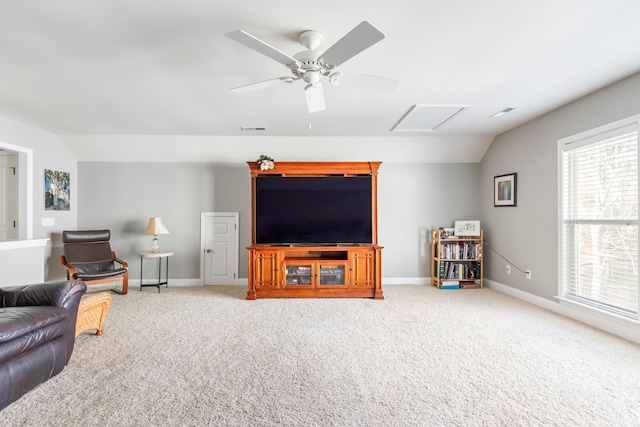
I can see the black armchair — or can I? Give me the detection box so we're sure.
[59,230,129,294]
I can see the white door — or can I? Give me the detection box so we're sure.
[201,212,239,285]
[0,153,18,240]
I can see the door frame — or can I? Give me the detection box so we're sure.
[0,152,18,240]
[200,212,239,285]
[0,141,33,239]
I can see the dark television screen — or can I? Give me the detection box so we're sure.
[255,176,373,245]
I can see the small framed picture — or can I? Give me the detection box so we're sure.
[454,220,481,237]
[441,227,455,238]
[45,169,71,211]
[494,173,517,207]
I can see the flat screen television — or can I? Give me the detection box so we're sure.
[255,175,373,245]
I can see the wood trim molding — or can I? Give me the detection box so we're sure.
[247,161,381,177]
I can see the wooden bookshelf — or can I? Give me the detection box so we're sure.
[430,228,483,289]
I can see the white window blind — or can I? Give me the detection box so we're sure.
[561,122,638,319]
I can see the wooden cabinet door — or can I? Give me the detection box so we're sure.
[283,262,314,288]
[254,251,280,289]
[350,250,374,288]
[316,261,348,288]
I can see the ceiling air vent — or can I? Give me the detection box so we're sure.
[490,107,516,118]
[392,104,470,132]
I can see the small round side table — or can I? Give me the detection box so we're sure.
[139,251,174,293]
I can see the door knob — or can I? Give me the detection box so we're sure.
[206,249,213,253]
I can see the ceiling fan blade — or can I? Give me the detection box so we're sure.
[230,77,292,94]
[226,30,301,67]
[319,21,385,67]
[334,73,399,93]
[305,84,325,113]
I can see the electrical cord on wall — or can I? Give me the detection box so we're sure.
[483,240,528,274]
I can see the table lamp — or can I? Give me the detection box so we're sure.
[144,217,169,253]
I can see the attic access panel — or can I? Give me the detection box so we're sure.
[392,104,470,132]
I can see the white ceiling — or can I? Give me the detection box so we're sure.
[1,1,640,162]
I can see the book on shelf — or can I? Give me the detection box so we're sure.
[459,282,480,289]
[440,281,460,289]
[438,242,482,260]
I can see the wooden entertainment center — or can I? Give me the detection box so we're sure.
[246,161,383,300]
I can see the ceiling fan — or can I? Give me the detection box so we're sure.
[225,21,399,113]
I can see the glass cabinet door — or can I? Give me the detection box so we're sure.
[318,264,346,286]
[285,264,312,286]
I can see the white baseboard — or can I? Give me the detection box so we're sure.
[137,277,430,287]
[133,278,203,287]
[382,277,430,285]
[132,278,247,287]
[485,279,640,345]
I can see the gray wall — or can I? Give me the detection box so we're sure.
[378,163,481,278]
[74,161,481,281]
[73,162,249,282]
[481,71,640,300]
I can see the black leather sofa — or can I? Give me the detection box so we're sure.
[0,280,86,410]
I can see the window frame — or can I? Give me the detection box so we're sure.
[557,114,640,321]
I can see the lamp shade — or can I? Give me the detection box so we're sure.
[144,217,169,236]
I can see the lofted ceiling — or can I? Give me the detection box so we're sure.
[1,0,640,162]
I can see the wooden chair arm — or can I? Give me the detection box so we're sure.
[112,251,129,269]
[59,255,78,279]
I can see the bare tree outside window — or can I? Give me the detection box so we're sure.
[562,127,638,317]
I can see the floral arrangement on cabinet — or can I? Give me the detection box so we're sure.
[257,155,275,170]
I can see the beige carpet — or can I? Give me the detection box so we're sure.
[2,285,640,426]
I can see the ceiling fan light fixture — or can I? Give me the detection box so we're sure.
[305,84,325,113]
[303,70,321,85]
